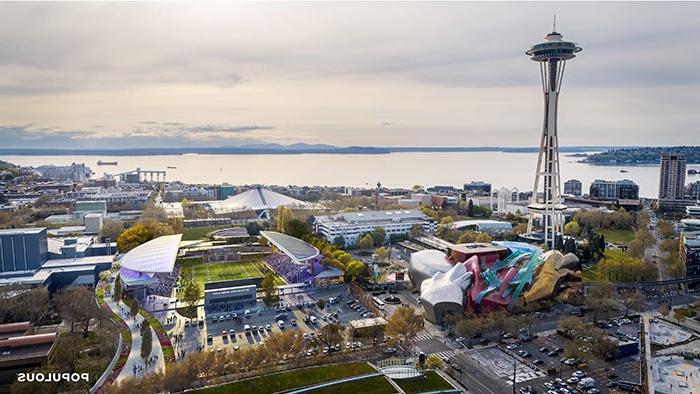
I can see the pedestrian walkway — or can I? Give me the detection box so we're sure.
[431,350,456,360]
[104,294,166,383]
[414,333,434,342]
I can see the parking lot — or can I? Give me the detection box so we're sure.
[164,286,378,355]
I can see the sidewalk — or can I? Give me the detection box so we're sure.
[104,295,166,382]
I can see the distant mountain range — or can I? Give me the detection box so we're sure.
[0,143,617,156]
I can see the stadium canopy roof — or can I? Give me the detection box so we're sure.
[207,186,317,214]
[259,231,319,264]
[119,233,182,273]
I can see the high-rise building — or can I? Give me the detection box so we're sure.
[563,179,582,196]
[524,26,582,249]
[659,154,688,211]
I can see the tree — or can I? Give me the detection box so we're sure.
[457,231,477,244]
[117,224,152,253]
[564,238,577,255]
[55,287,103,337]
[130,297,140,319]
[620,289,644,317]
[513,223,528,235]
[410,223,424,239]
[585,281,617,322]
[456,317,484,346]
[656,219,675,239]
[358,233,374,250]
[316,299,326,310]
[563,221,581,236]
[375,247,390,264]
[275,207,294,233]
[285,219,309,239]
[475,233,493,243]
[141,321,153,359]
[114,275,122,301]
[371,227,386,246]
[659,303,670,317]
[626,239,645,259]
[467,199,475,217]
[386,306,423,354]
[182,279,202,315]
[100,220,125,242]
[412,184,423,191]
[426,354,444,369]
[345,261,367,282]
[318,323,345,348]
[245,221,261,236]
[332,235,346,248]
[261,272,279,307]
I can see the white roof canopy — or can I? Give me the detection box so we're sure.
[120,233,182,273]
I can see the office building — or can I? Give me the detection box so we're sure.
[463,181,492,196]
[525,27,581,249]
[0,228,48,275]
[689,181,700,200]
[564,179,582,196]
[314,209,435,245]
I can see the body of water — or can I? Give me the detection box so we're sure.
[4,152,700,198]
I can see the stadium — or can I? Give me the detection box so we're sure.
[117,230,344,314]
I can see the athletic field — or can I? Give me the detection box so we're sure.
[183,260,285,287]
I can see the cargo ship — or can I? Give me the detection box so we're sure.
[97,160,118,166]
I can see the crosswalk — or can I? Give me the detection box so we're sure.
[430,350,456,360]
[414,333,434,342]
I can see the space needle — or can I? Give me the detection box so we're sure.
[524,19,582,249]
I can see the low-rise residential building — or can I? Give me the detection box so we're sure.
[314,209,435,245]
[564,179,582,196]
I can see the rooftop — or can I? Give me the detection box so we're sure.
[0,227,46,236]
[260,231,319,263]
[119,233,183,273]
[318,209,428,224]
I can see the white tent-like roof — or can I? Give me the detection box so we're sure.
[207,187,317,214]
[119,233,182,273]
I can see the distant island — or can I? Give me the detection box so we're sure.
[581,146,700,165]
[0,145,613,156]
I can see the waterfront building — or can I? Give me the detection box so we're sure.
[313,209,435,245]
[615,179,640,200]
[589,179,616,200]
[563,179,582,196]
[33,163,90,183]
[524,27,581,249]
[463,181,492,196]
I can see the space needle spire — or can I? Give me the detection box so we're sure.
[524,24,582,250]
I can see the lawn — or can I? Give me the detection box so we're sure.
[583,249,628,282]
[189,260,266,287]
[395,371,456,394]
[182,225,234,241]
[596,228,635,244]
[309,376,396,394]
[197,362,375,394]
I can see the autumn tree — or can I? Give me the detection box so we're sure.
[375,247,390,264]
[563,221,581,236]
[261,272,279,307]
[619,289,645,316]
[358,233,374,250]
[345,261,368,282]
[659,303,670,317]
[457,231,478,244]
[386,306,423,354]
[410,223,424,238]
[275,206,294,233]
[585,281,617,322]
[318,323,345,348]
[100,220,125,242]
[114,275,122,301]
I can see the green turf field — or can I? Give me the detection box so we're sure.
[596,228,636,244]
[189,260,265,286]
[196,362,376,394]
[309,376,396,394]
[395,371,456,394]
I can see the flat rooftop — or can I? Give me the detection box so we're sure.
[0,227,45,235]
[449,242,509,255]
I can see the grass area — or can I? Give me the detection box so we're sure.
[596,228,636,244]
[309,376,395,394]
[188,260,266,287]
[582,265,599,282]
[182,225,234,241]
[197,362,375,394]
[395,371,455,394]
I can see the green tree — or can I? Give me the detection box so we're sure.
[467,199,475,217]
[117,224,152,253]
[285,219,309,238]
[375,247,390,264]
[130,297,140,319]
[345,261,368,282]
[332,235,346,248]
[261,272,279,307]
[182,279,202,314]
[457,231,478,244]
[371,227,386,246]
[141,321,153,359]
[358,233,374,250]
[626,239,645,258]
[245,221,261,236]
[475,233,493,243]
[316,299,326,310]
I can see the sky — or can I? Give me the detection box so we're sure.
[0,2,699,149]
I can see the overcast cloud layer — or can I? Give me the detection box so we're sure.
[0,2,698,149]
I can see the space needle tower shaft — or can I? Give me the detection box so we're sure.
[525,21,582,249]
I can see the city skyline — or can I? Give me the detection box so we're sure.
[1,2,700,149]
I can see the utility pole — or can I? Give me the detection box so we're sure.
[512,358,517,394]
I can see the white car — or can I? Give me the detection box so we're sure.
[278,320,285,329]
